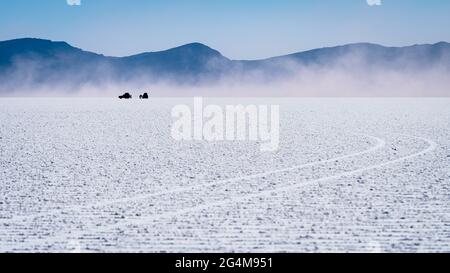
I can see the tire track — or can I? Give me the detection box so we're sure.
[9,134,436,251]
[2,134,385,223]
[80,134,437,236]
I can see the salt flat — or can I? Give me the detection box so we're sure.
[0,98,449,252]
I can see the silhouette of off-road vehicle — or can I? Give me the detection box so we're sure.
[139,92,149,99]
[119,92,132,99]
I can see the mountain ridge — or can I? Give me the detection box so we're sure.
[2,37,449,61]
[1,38,449,91]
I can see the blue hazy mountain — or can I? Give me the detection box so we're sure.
[0,38,233,88]
[113,42,232,84]
[0,38,449,91]
[240,42,450,77]
[0,38,105,82]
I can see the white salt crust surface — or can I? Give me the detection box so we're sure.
[0,98,449,252]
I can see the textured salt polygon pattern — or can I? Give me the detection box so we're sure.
[0,98,449,252]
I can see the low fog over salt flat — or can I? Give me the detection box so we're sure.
[1,38,450,96]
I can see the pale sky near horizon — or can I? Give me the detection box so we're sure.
[1,0,450,60]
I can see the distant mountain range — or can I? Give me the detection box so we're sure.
[0,38,449,91]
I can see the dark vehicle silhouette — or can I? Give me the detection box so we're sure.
[139,92,149,99]
[119,92,132,99]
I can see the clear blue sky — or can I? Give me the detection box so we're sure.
[1,0,450,60]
